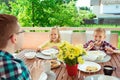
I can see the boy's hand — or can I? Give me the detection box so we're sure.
[94,40,101,45]
[86,42,94,50]
[105,46,114,54]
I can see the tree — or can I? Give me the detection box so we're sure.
[0,0,95,27]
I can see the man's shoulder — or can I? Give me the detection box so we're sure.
[0,57,30,79]
[0,57,24,68]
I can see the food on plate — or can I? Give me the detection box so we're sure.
[50,60,60,69]
[86,66,98,72]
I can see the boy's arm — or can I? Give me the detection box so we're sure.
[105,41,117,54]
[84,40,94,51]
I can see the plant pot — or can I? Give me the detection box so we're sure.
[66,64,78,76]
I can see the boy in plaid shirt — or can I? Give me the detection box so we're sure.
[0,14,42,80]
[84,28,117,54]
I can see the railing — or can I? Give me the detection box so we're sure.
[22,27,120,31]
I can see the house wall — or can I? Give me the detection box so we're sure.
[100,4,120,14]
[91,1,120,24]
[92,5,120,17]
[91,0,120,18]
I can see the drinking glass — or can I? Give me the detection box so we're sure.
[42,61,51,73]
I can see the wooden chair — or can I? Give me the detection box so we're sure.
[60,30,73,43]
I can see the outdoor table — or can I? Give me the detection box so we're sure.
[16,51,120,80]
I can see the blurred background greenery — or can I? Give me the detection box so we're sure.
[0,0,96,27]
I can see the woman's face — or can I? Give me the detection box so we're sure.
[93,32,105,44]
[50,29,59,42]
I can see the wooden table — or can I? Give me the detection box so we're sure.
[16,51,120,80]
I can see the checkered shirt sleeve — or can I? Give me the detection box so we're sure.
[0,51,31,80]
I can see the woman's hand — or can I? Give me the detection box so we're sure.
[30,60,43,80]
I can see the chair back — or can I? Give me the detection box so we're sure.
[85,30,111,42]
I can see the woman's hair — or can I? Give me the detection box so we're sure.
[50,27,61,43]
[94,28,106,35]
[0,14,19,49]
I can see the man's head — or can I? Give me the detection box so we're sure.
[0,14,24,51]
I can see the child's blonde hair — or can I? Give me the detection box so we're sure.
[94,28,106,35]
[50,27,61,43]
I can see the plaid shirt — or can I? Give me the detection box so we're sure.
[0,50,31,80]
[84,40,116,52]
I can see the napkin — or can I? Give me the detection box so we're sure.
[98,75,119,80]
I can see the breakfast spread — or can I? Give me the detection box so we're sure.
[50,60,60,69]
[86,66,98,72]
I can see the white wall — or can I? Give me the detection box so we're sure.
[100,4,120,14]
[91,4,120,18]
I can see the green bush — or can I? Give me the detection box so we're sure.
[0,0,96,27]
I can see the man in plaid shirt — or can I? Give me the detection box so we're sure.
[0,14,42,80]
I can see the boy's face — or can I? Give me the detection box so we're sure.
[50,29,59,42]
[93,32,105,43]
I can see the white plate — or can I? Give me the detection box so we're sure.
[83,55,111,63]
[78,61,101,73]
[24,52,36,59]
[41,48,58,56]
[95,55,111,63]
[36,52,57,59]
[87,50,106,56]
[39,72,47,80]
[83,51,106,61]
[84,74,120,80]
